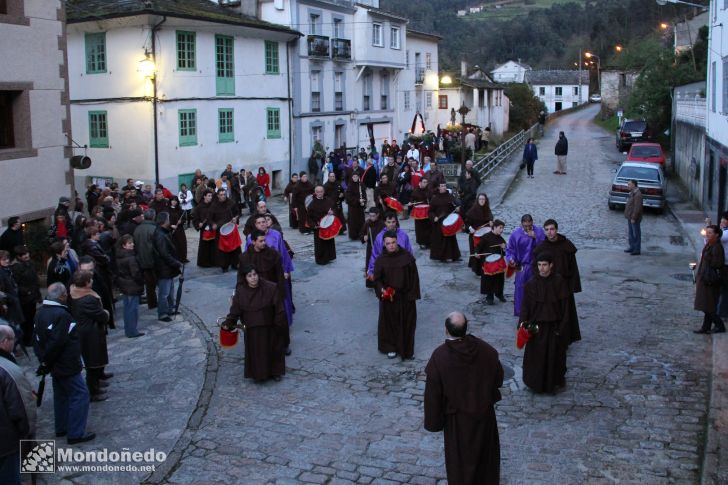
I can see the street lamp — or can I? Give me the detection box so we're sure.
[440,75,452,85]
[615,45,623,52]
[656,0,706,8]
[138,50,156,79]
[585,52,601,93]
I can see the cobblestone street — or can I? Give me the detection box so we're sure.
[30,105,713,484]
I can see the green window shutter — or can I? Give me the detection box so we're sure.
[215,35,235,95]
[85,33,107,74]
[176,31,196,70]
[178,109,197,147]
[266,108,281,139]
[265,40,279,74]
[88,111,109,148]
[218,108,234,143]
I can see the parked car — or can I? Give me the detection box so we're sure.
[616,118,650,151]
[608,161,666,213]
[625,142,666,166]
[589,93,602,103]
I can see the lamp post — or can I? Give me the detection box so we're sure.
[585,52,601,94]
[457,103,470,167]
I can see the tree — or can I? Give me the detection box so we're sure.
[504,83,546,131]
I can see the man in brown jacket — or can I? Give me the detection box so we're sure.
[624,179,643,255]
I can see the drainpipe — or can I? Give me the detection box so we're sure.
[151,16,167,185]
[287,39,293,179]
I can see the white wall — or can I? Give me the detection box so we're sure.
[490,61,528,83]
[352,8,405,68]
[706,1,728,149]
[533,84,588,113]
[398,34,439,139]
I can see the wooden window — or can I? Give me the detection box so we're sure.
[85,32,106,74]
[218,108,234,143]
[266,108,281,139]
[265,40,279,74]
[215,35,235,96]
[176,31,196,70]
[438,95,448,109]
[178,109,197,146]
[88,111,109,148]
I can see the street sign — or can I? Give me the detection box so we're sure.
[617,110,624,118]
[439,163,461,178]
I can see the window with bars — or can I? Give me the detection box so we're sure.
[176,31,195,70]
[85,32,106,74]
[265,40,279,74]
[218,108,234,143]
[178,109,197,146]
[215,35,234,95]
[88,111,109,148]
[266,108,281,139]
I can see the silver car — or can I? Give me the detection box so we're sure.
[608,161,666,213]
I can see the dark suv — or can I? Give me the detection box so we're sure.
[616,118,650,151]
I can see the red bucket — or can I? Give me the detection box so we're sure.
[219,327,239,348]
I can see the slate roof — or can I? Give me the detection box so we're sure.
[525,69,589,86]
[65,0,301,35]
[355,3,408,22]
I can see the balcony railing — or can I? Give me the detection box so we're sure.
[307,35,330,58]
[415,67,425,84]
[675,97,706,127]
[331,38,351,60]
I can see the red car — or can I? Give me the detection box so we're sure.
[626,143,665,166]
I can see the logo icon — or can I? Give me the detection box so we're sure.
[20,440,55,473]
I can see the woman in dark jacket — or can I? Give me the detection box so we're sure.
[522,137,538,178]
[116,235,145,338]
[69,270,110,401]
[694,224,726,334]
[46,239,76,288]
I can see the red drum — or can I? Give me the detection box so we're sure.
[384,197,404,213]
[318,215,342,240]
[411,172,422,188]
[219,327,239,348]
[202,226,216,241]
[218,223,242,252]
[472,225,492,247]
[441,213,463,237]
[482,254,507,275]
[411,204,429,220]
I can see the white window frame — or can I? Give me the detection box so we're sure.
[372,23,383,47]
[426,92,433,109]
[390,27,400,49]
[404,91,411,110]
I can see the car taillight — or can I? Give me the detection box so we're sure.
[641,187,662,195]
[612,184,629,193]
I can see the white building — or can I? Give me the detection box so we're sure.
[704,0,728,218]
[490,60,531,84]
[66,0,299,192]
[436,65,509,137]
[0,0,72,226]
[525,70,588,113]
[397,29,441,141]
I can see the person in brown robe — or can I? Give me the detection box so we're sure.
[168,197,188,263]
[476,220,507,305]
[192,191,216,268]
[694,224,726,333]
[373,231,421,359]
[292,172,315,234]
[283,173,299,228]
[426,160,446,198]
[465,193,494,275]
[307,186,337,265]
[345,159,364,184]
[345,173,366,240]
[429,183,461,262]
[209,189,240,272]
[323,172,346,235]
[424,311,503,485]
[375,174,397,214]
[243,201,281,236]
[520,252,571,394]
[223,264,287,382]
[531,219,582,344]
[359,207,385,289]
[410,178,431,249]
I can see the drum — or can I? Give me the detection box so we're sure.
[482,254,507,275]
[219,327,239,348]
[202,226,216,241]
[218,222,242,252]
[318,215,342,240]
[305,194,314,209]
[472,225,492,247]
[441,213,463,236]
[384,197,404,213]
[411,204,429,220]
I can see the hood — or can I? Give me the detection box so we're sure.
[445,335,479,363]
[69,285,100,301]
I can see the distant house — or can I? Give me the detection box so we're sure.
[600,69,639,115]
[457,10,467,16]
[399,29,442,140]
[490,60,531,83]
[469,7,482,14]
[525,70,588,113]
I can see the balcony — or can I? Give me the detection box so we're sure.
[307,35,330,58]
[331,38,351,61]
[415,67,425,85]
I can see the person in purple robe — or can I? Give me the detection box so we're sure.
[505,214,545,316]
[367,211,414,277]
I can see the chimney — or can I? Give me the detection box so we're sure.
[461,61,468,77]
[219,0,259,18]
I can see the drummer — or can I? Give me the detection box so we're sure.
[465,193,494,275]
[210,188,241,273]
[475,219,507,305]
[307,185,337,265]
[410,178,432,250]
[429,182,461,262]
[375,174,397,214]
[292,172,315,234]
[367,211,414,279]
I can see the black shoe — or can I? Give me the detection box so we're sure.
[272,376,282,382]
[56,431,67,438]
[98,380,109,388]
[68,432,96,444]
[712,327,726,334]
[100,372,114,380]
[630,252,640,256]
[127,332,145,338]
[497,296,507,302]
[90,393,108,402]
[693,329,711,334]
[159,316,172,322]
[624,249,633,253]
[486,299,495,306]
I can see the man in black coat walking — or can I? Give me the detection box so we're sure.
[152,212,182,322]
[554,131,568,175]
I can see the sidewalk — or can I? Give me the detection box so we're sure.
[666,176,728,485]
